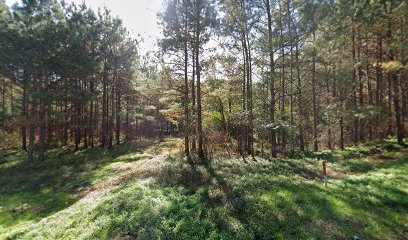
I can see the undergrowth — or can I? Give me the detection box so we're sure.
[0,138,407,239]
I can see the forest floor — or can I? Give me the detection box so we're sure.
[0,138,407,240]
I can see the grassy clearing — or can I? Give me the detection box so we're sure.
[0,138,407,239]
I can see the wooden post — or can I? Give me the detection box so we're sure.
[323,160,327,187]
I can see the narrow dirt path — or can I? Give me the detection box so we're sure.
[81,138,182,202]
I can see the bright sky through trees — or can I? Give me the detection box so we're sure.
[5,0,163,54]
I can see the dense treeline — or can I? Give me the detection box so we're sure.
[0,0,407,162]
[0,0,142,161]
[159,0,407,160]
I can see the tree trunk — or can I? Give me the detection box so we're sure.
[21,77,27,151]
[266,0,277,158]
[64,98,68,145]
[184,6,189,156]
[295,30,304,152]
[325,67,332,149]
[241,0,253,157]
[126,96,130,141]
[241,37,247,158]
[90,80,94,148]
[280,0,286,151]
[400,19,407,141]
[191,48,196,153]
[74,102,81,151]
[388,20,404,144]
[195,2,204,160]
[28,85,36,162]
[392,73,404,144]
[74,77,81,152]
[375,36,383,137]
[39,96,46,161]
[312,30,318,152]
[116,87,121,145]
[352,15,358,145]
[387,73,392,136]
[109,83,115,149]
[288,0,294,153]
[101,59,107,148]
[340,115,345,150]
[1,78,5,129]
[357,36,364,142]
[366,36,373,141]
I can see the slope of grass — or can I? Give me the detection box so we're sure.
[0,139,407,239]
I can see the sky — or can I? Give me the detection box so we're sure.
[5,0,164,55]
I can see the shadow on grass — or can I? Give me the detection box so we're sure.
[1,139,406,239]
[61,141,407,239]
[291,140,407,162]
[331,169,408,238]
[170,159,341,238]
[0,140,154,231]
[92,168,368,239]
[153,156,213,192]
[338,156,407,175]
[106,142,408,239]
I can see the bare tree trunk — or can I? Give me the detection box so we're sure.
[365,36,373,141]
[90,79,94,148]
[10,81,14,117]
[241,37,247,158]
[191,48,196,153]
[1,78,5,129]
[184,9,190,156]
[116,87,121,145]
[21,77,27,151]
[340,78,345,150]
[39,76,47,161]
[358,36,364,142]
[39,97,46,161]
[332,66,338,148]
[64,98,68,145]
[352,13,358,145]
[295,28,304,152]
[196,2,204,160]
[388,20,404,144]
[47,102,53,148]
[280,0,286,151]
[376,36,383,138]
[125,96,130,141]
[312,30,318,152]
[387,73,392,136]
[242,2,254,158]
[325,67,332,149]
[28,82,36,162]
[74,101,81,151]
[248,38,254,158]
[266,0,277,158]
[74,77,80,152]
[242,39,246,112]
[83,79,88,149]
[94,96,99,146]
[288,0,294,154]
[340,114,345,150]
[392,73,404,144]
[101,60,107,148]
[400,19,407,139]
[109,83,115,149]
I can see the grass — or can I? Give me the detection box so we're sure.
[0,138,407,239]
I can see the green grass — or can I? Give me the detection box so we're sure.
[0,139,407,239]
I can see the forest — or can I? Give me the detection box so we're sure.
[0,0,407,239]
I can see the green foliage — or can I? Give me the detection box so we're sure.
[1,139,407,239]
